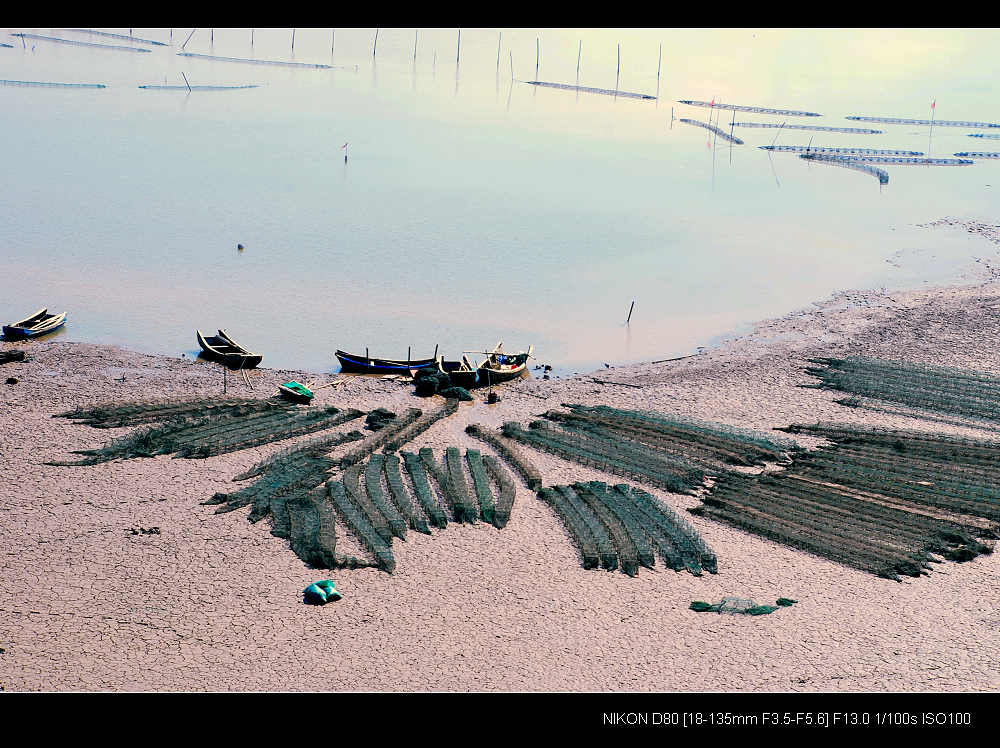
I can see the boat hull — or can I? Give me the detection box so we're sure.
[278,382,313,404]
[3,310,66,339]
[197,329,262,369]
[477,364,527,385]
[438,358,479,388]
[336,349,436,374]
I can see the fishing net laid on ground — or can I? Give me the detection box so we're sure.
[50,405,361,465]
[465,423,543,490]
[0,350,25,364]
[691,423,999,580]
[803,356,1000,428]
[538,481,716,577]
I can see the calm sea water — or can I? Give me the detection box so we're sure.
[3,28,1000,375]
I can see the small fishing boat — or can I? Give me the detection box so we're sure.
[3,308,67,339]
[473,342,533,385]
[278,381,314,404]
[437,355,479,388]
[196,329,262,369]
[335,347,437,375]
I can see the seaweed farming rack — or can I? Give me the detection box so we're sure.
[11,33,151,53]
[524,80,655,100]
[954,152,1000,159]
[678,100,820,117]
[801,154,972,166]
[139,84,260,91]
[847,115,1000,129]
[63,29,167,46]
[176,52,353,71]
[800,154,889,185]
[1,79,106,89]
[678,118,743,145]
[762,146,923,156]
[735,122,882,134]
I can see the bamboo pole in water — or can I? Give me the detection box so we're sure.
[414,30,417,61]
[373,29,378,58]
[456,29,461,63]
[291,29,295,51]
[577,40,581,81]
[497,32,501,70]
[536,37,539,78]
[181,29,196,50]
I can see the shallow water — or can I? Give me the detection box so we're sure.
[3,28,999,375]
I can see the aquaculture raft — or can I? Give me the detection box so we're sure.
[801,154,972,166]
[177,52,335,70]
[0,79,106,89]
[954,152,1000,159]
[847,115,1000,129]
[678,118,743,145]
[762,146,923,156]
[735,122,882,134]
[11,33,151,52]
[800,154,889,185]
[524,80,656,100]
[678,100,820,117]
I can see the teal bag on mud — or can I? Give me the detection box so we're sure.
[316,579,343,601]
[303,583,328,605]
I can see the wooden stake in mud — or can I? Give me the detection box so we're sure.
[626,300,635,325]
[373,28,379,58]
[182,72,192,93]
[181,28,196,51]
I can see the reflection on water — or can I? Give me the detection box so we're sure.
[2,28,1000,376]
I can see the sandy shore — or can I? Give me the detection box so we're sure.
[2,277,1000,692]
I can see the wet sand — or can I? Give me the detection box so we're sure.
[2,280,999,692]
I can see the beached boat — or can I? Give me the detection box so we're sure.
[278,381,314,404]
[196,329,262,369]
[335,348,437,374]
[437,355,479,388]
[3,308,67,339]
[474,343,533,385]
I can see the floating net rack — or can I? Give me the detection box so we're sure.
[847,115,1000,129]
[678,100,820,117]
[0,79,106,89]
[735,122,882,134]
[523,80,656,100]
[11,33,151,53]
[678,118,744,145]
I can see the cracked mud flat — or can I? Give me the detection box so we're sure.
[2,276,1000,692]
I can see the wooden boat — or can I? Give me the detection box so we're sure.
[473,342,533,385]
[3,308,67,339]
[278,381,314,404]
[197,329,262,369]
[335,347,437,375]
[437,355,479,388]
